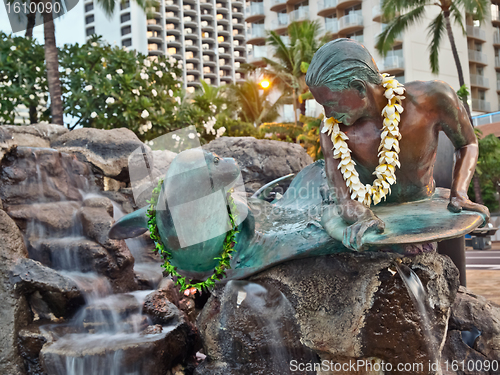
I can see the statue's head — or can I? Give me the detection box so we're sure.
[306,39,382,125]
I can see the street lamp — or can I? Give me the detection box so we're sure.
[259,79,270,89]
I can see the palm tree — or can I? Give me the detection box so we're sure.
[375,0,489,117]
[261,20,331,124]
[228,79,284,127]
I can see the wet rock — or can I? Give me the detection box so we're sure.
[142,324,163,335]
[10,258,84,318]
[51,127,148,182]
[444,286,500,363]
[1,124,68,148]
[0,210,30,375]
[203,137,313,195]
[82,196,114,216]
[198,252,459,375]
[196,280,319,375]
[143,290,183,325]
[0,147,91,206]
[0,126,15,163]
[6,201,80,235]
[41,319,197,375]
[18,324,52,375]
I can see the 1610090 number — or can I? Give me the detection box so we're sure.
[6,2,61,14]
[444,360,498,372]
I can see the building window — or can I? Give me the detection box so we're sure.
[120,0,130,10]
[168,47,177,55]
[85,3,94,12]
[85,15,94,24]
[148,43,159,51]
[121,25,132,35]
[86,27,95,36]
[121,13,131,23]
[122,38,132,47]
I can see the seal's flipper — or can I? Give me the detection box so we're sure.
[109,206,149,239]
[251,174,295,201]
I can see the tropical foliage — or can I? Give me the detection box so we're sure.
[0,32,49,124]
[468,131,500,212]
[375,0,489,114]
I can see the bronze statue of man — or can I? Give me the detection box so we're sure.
[306,38,489,250]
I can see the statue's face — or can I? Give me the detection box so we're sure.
[310,85,367,126]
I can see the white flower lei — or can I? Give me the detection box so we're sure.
[322,74,405,207]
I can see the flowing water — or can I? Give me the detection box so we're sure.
[395,262,441,372]
[9,147,168,375]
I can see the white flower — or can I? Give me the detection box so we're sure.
[168,89,174,96]
[141,109,149,118]
[91,42,98,47]
[171,72,176,79]
[216,126,226,138]
[65,68,72,74]
[140,72,149,80]
[144,59,151,67]
[152,89,157,97]
[156,71,163,78]
[101,57,106,62]
[160,62,166,68]
[210,104,217,114]
[104,113,108,118]
[36,67,40,72]
[90,112,97,118]
[175,96,181,105]
[10,46,16,51]
[116,69,124,74]
[132,89,140,96]
[106,74,112,80]
[188,133,195,139]
[84,85,93,91]
[106,97,115,104]
[29,94,35,100]
[222,104,227,110]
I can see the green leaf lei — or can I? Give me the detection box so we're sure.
[146,178,239,293]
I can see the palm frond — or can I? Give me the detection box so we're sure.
[427,12,446,74]
[375,5,426,56]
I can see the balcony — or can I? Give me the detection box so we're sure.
[248,45,267,65]
[493,9,500,26]
[468,50,487,65]
[245,2,265,23]
[289,6,309,22]
[466,25,486,41]
[497,81,500,92]
[325,19,338,34]
[372,5,382,22]
[247,24,266,44]
[495,56,500,69]
[470,74,489,88]
[378,55,404,74]
[494,31,500,46]
[348,34,364,44]
[472,99,491,112]
[318,0,338,17]
[338,12,363,34]
[271,13,289,32]
[270,0,287,12]
[336,0,362,10]
[147,19,163,31]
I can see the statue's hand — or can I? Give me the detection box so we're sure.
[338,200,385,251]
[448,193,490,227]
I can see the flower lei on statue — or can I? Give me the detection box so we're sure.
[146,178,239,295]
[322,74,405,206]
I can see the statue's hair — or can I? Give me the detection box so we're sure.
[305,39,382,92]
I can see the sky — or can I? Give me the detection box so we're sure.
[0,1,85,46]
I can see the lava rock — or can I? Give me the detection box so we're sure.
[197,252,459,375]
[82,196,114,216]
[203,137,313,195]
[6,201,80,235]
[0,210,30,375]
[143,290,183,325]
[1,124,68,148]
[10,258,84,318]
[18,323,53,375]
[0,126,15,163]
[51,127,149,182]
[196,280,319,375]
[445,286,500,363]
[0,147,91,206]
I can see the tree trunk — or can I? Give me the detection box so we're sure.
[26,2,38,123]
[472,173,484,205]
[443,10,472,119]
[292,89,298,127]
[43,9,64,125]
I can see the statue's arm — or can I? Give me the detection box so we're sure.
[435,83,490,223]
[320,123,384,250]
